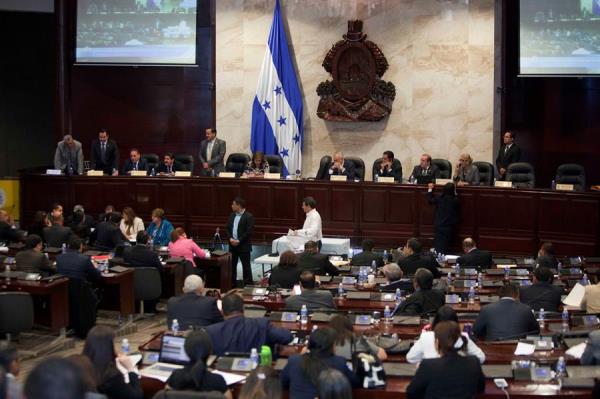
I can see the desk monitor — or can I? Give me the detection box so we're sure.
[159,335,190,365]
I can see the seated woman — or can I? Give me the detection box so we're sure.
[119,207,144,242]
[281,327,358,399]
[244,151,269,176]
[238,366,281,399]
[82,325,143,399]
[145,208,173,246]
[406,320,485,399]
[166,330,232,399]
[406,305,485,364]
[268,250,302,289]
[329,314,387,361]
[453,153,480,186]
[168,227,207,264]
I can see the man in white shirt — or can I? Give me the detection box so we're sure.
[291,197,323,250]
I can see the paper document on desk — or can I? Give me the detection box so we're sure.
[566,343,587,359]
[563,283,585,307]
[514,342,535,355]
[212,370,247,385]
[116,354,142,383]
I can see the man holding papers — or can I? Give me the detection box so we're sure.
[290,197,322,250]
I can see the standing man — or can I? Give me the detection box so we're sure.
[291,197,323,250]
[90,128,119,175]
[121,148,148,175]
[495,131,521,180]
[54,134,84,175]
[199,128,226,176]
[227,197,255,286]
[326,151,356,181]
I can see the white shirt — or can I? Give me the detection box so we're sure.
[207,139,214,161]
[119,217,145,241]
[406,330,486,364]
[296,209,322,242]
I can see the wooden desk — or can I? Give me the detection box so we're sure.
[194,253,233,292]
[98,270,135,316]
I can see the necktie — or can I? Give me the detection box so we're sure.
[101,143,106,163]
[134,162,138,171]
[169,165,172,174]
[505,145,509,155]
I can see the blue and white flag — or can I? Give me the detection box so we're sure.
[250,0,303,177]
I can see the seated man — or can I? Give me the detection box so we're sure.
[519,267,562,312]
[206,292,293,356]
[537,242,558,269]
[456,238,493,270]
[56,237,102,284]
[394,268,444,316]
[284,271,337,311]
[43,215,74,248]
[156,152,181,176]
[297,241,339,276]
[473,284,539,341]
[374,150,402,182]
[167,275,223,330]
[350,239,384,268]
[123,231,163,272]
[397,238,441,278]
[0,210,22,243]
[65,205,94,239]
[121,148,148,175]
[15,234,52,275]
[325,151,356,181]
[90,213,124,251]
[409,153,440,182]
[380,263,413,293]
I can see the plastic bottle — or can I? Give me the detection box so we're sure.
[539,308,545,329]
[371,260,377,274]
[250,348,259,369]
[260,345,272,367]
[556,356,566,379]
[61,243,67,254]
[454,263,460,276]
[5,264,10,282]
[383,250,389,264]
[300,304,308,326]
[557,261,562,274]
[347,248,353,260]
[121,338,130,355]
[383,305,391,324]
[151,167,156,176]
[504,267,510,279]
[561,309,569,331]
[551,180,556,190]
[468,286,475,304]
[338,283,344,298]
[581,273,589,286]
[395,288,402,304]
[447,272,453,286]
[172,319,179,335]
[477,272,483,288]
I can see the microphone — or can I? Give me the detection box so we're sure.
[212,227,224,251]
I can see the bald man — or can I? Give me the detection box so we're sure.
[326,151,356,181]
[456,238,493,270]
[166,275,223,330]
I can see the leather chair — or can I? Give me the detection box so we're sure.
[141,153,160,172]
[555,163,586,191]
[225,153,251,176]
[68,278,98,339]
[175,154,194,172]
[473,161,494,186]
[133,267,162,316]
[153,390,225,399]
[0,292,34,340]
[432,159,452,179]
[315,155,332,180]
[506,162,535,188]
[345,157,365,181]
[264,154,284,174]
[372,158,403,182]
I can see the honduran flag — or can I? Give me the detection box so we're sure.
[250,0,303,177]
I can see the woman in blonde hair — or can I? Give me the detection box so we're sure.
[119,207,144,241]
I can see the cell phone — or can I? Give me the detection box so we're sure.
[494,378,508,389]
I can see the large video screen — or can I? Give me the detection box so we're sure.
[76,0,197,65]
[520,0,600,75]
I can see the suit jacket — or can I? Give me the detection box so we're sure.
[473,298,539,341]
[395,289,445,316]
[15,249,52,275]
[0,221,20,242]
[166,292,223,330]
[121,158,148,175]
[537,255,558,269]
[410,164,441,180]
[65,214,94,238]
[198,138,226,175]
[269,265,303,289]
[43,225,74,247]
[284,289,337,311]
[350,250,384,268]
[456,248,493,270]
[326,159,356,181]
[406,352,485,399]
[519,282,563,312]
[156,161,183,175]
[398,253,441,278]
[90,139,119,174]
[376,159,402,182]
[205,315,293,356]
[91,222,125,251]
[123,245,164,272]
[226,211,254,253]
[454,164,480,185]
[54,140,84,175]
[297,252,340,276]
[427,191,460,229]
[495,143,522,171]
[56,250,102,284]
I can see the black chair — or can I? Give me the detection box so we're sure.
[175,154,194,172]
[153,390,225,399]
[473,161,494,186]
[142,153,160,171]
[68,278,98,339]
[506,162,535,188]
[315,155,332,180]
[372,158,403,182]
[133,267,162,316]
[264,154,284,174]
[225,153,251,176]
[345,156,365,181]
[555,163,586,191]
[432,159,452,179]
[0,292,34,340]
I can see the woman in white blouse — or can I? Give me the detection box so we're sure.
[406,305,486,364]
[119,207,144,241]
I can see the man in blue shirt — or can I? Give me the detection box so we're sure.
[226,197,255,286]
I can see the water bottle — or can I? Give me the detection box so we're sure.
[5,264,10,282]
[358,267,366,286]
[338,283,344,298]
[581,273,589,286]
[454,263,460,276]
[347,248,353,260]
[395,288,402,304]
[561,309,569,331]
[477,272,483,288]
[504,267,510,279]
[383,250,389,264]
[383,305,391,324]
[371,260,377,274]
[260,345,272,367]
[151,167,156,176]
[447,272,453,286]
[121,338,130,355]
[551,180,556,190]
[250,348,259,370]
[148,237,154,248]
[374,173,379,182]
[557,261,562,274]
[61,243,66,254]
[172,319,179,335]
[468,286,475,304]
[539,308,545,329]
[556,356,566,379]
[300,304,308,326]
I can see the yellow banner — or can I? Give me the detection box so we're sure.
[0,179,20,221]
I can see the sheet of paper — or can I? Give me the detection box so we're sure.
[116,354,142,383]
[566,342,587,359]
[563,283,585,307]
[139,369,169,383]
[211,370,247,385]
[514,342,535,355]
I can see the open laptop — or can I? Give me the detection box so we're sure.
[140,335,189,380]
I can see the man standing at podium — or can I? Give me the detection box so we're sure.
[227,197,255,286]
[290,197,323,251]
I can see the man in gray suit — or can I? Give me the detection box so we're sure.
[284,271,337,311]
[54,134,84,175]
[198,127,226,176]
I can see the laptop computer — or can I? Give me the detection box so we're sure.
[140,335,189,379]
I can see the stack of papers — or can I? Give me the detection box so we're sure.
[211,370,247,385]
[563,283,585,307]
[514,342,535,355]
[566,343,587,359]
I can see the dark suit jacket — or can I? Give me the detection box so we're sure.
[121,158,148,175]
[456,248,493,270]
[226,211,254,253]
[406,352,485,399]
[156,161,183,175]
[56,250,102,284]
[395,289,445,316]
[98,371,143,399]
[90,139,119,174]
[410,164,441,179]
[15,249,52,275]
[205,315,293,356]
[495,143,521,171]
[43,225,74,247]
[326,159,356,181]
[166,292,223,330]
[91,221,125,251]
[351,250,384,268]
[198,138,226,175]
[473,298,539,341]
[0,221,20,242]
[519,282,562,312]
[284,289,337,311]
[269,265,303,289]
[537,255,558,269]
[65,214,94,238]
[427,191,460,229]
[376,159,403,182]
[123,245,163,272]
[398,253,441,278]
[297,252,339,276]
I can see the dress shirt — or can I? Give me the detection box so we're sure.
[296,209,322,242]
[505,144,511,154]
[207,139,214,161]
[168,237,207,263]
[232,210,244,240]
[406,330,485,364]
[582,284,600,313]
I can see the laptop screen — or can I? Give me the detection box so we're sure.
[159,335,190,365]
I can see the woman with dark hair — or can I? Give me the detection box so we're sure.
[407,321,485,399]
[28,210,51,239]
[166,330,231,398]
[406,305,484,364]
[244,151,269,176]
[268,250,302,289]
[317,369,353,399]
[238,366,281,399]
[168,227,207,263]
[119,207,144,242]
[427,182,459,254]
[281,327,358,399]
[329,315,387,361]
[82,326,143,399]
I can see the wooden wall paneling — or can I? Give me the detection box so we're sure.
[187,182,217,217]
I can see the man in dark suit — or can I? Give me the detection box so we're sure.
[122,231,163,272]
[121,148,148,175]
[473,284,539,341]
[15,234,52,275]
[325,151,356,181]
[65,205,95,239]
[90,128,119,175]
[284,271,337,311]
[43,215,74,248]
[397,238,441,278]
[166,275,223,330]
[519,267,562,312]
[56,237,102,284]
[375,150,402,182]
[394,268,445,316]
[456,238,493,270]
[227,197,255,286]
[495,130,521,180]
[156,152,182,176]
[0,210,21,243]
[409,154,440,182]
[206,292,292,356]
[380,263,413,293]
[90,213,124,251]
[198,128,226,176]
[537,242,559,269]
[297,240,340,276]
[350,239,384,268]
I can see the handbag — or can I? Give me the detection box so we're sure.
[351,336,386,388]
[367,335,412,354]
